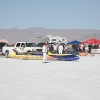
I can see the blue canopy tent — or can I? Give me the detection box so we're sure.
[67,40,81,45]
[67,40,81,55]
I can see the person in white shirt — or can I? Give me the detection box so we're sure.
[58,44,63,54]
[53,43,58,53]
[42,43,48,63]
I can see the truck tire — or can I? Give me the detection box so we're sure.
[5,51,9,58]
[27,50,31,54]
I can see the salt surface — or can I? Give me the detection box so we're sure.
[0,55,100,100]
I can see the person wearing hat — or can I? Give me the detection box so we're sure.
[42,43,48,63]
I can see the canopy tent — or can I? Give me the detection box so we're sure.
[0,39,8,43]
[67,40,81,45]
[81,38,100,44]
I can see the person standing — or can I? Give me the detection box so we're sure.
[42,43,48,63]
[53,43,58,53]
[58,44,63,54]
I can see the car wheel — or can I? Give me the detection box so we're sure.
[5,51,9,58]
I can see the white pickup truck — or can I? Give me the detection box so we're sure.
[2,42,42,57]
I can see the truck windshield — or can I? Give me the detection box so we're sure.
[26,43,36,47]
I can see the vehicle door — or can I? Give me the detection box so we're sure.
[24,43,32,52]
[15,43,25,53]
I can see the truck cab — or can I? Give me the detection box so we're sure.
[15,42,42,53]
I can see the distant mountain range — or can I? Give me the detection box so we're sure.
[0,27,100,44]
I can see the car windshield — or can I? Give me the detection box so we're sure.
[26,43,36,47]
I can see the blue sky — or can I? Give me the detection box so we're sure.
[0,0,100,30]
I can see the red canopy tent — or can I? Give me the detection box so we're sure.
[81,38,100,44]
